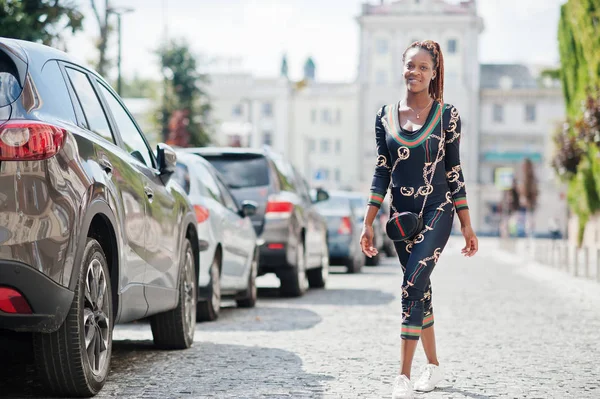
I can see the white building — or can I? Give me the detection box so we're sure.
[288,82,360,189]
[356,0,484,229]
[478,64,567,235]
[204,73,291,156]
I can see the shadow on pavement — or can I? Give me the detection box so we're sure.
[436,387,494,398]
[199,306,322,332]
[258,285,396,307]
[0,338,333,398]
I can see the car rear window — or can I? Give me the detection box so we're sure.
[201,154,270,189]
[315,196,352,212]
[0,50,23,107]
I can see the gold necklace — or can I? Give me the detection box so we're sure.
[402,99,434,119]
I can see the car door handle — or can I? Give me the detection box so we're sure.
[99,158,113,175]
[144,186,154,200]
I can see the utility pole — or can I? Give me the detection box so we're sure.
[107,6,134,96]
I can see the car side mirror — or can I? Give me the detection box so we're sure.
[315,188,329,203]
[240,200,258,218]
[156,143,177,182]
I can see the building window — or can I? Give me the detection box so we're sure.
[262,102,273,117]
[493,104,504,123]
[232,104,242,116]
[335,109,341,124]
[263,131,272,146]
[321,139,329,153]
[311,109,317,123]
[525,104,536,122]
[335,139,342,154]
[334,168,341,182]
[376,70,387,85]
[322,109,331,123]
[376,38,389,55]
[308,138,316,152]
[447,39,458,54]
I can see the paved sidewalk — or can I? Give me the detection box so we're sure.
[2,237,599,398]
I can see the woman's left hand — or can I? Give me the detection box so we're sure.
[460,225,478,257]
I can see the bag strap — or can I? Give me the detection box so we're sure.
[417,102,445,219]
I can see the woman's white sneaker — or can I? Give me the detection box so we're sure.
[413,364,444,392]
[392,375,414,399]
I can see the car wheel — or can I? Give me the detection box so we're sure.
[33,238,112,397]
[347,251,364,274]
[236,248,258,308]
[280,239,308,297]
[197,252,221,321]
[365,251,380,266]
[307,239,328,289]
[150,238,196,349]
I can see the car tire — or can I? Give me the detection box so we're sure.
[150,239,196,349]
[307,239,328,289]
[280,239,308,297]
[365,251,380,266]
[197,252,221,321]
[346,252,363,274]
[236,248,258,308]
[33,238,112,397]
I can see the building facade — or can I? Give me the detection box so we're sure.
[478,65,566,235]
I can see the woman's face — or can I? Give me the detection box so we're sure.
[403,47,436,94]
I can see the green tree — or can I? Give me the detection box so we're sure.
[157,39,211,147]
[0,0,84,46]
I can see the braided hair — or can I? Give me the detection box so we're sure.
[402,40,445,103]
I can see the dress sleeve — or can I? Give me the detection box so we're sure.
[368,106,392,208]
[444,105,468,211]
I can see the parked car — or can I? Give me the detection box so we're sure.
[0,38,199,397]
[173,152,259,321]
[314,192,365,273]
[183,147,329,297]
[337,191,385,265]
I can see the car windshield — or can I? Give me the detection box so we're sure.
[201,154,269,189]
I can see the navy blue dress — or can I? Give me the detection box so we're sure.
[367,100,468,340]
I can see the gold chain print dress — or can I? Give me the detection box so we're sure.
[367,101,467,340]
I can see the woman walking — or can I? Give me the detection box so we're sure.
[360,40,478,399]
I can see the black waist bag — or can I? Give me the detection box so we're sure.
[386,211,424,242]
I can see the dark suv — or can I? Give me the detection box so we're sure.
[184,147,329,297]
[0,38,199,397]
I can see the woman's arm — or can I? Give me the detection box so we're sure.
[367,106,392,210]
[444,105,478,256]
[361,106,392,257]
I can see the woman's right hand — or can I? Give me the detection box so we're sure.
[360,224,378,258]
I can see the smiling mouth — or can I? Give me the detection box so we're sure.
[407,78,420,83]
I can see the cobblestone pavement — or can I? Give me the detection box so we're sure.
[2,237,600,398]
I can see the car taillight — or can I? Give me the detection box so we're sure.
[0,121,65,161]
[0,287,32,314]
[265,200,293,217]
[338,216,352,235]
[194,205,210,223]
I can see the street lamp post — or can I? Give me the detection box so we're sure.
[107,6,134,96]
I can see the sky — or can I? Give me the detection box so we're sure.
[63,0,568,83]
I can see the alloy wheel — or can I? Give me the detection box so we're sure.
[183,249,196,341]
[83,259,110,376]
[211,257,221,314]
